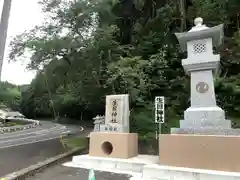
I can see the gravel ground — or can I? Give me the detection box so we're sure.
[26,164,131,180]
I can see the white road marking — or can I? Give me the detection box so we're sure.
[0,124,65,140]
[34,125,66,135]
[0,130,88,149]
[0,122,85,149]
[0,136,62,149]
[80,126,84,132]
[0,129,66,143]
[0,123,53,135]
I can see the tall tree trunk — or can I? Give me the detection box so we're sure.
[179,0,186,32]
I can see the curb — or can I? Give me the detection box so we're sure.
[1,147,85,180]
[0,119,40,134]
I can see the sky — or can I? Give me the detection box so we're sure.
[1,0,44,85]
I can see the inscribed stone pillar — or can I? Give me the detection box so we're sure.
[100,94,130,133]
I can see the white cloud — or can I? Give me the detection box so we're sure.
[1,0,44,85]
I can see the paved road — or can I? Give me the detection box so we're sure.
[0,121,84,149]
[0,139,66,176]
[26,160,131,180]
[0,121,89,176]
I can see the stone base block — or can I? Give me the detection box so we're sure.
[182,107,231,128]
[100,124,129,133]
[141,164,240,180]
[68,154,158,174]
[89,132,138,159]
[171,127,240,135]
[180,119,231,129]
[159,134,240,172]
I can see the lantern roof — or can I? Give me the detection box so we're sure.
[175,17,224,52]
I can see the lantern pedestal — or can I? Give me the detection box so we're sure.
[135,134,240,180]
[158,134,240,172]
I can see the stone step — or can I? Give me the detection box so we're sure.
[179,119,231,129]
[71,154,158,174]
[141,164,240,180]
[171,127,240,135]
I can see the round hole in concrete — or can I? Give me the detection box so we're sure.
[101,141,113,155]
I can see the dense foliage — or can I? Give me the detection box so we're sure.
[0,82,22,111]
[7,0,240,136]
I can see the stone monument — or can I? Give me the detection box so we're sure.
[89,94,138,159]
[67,94,158,175]
[156,18,240,176]
[171,17,237,135]
[100,94,130,133]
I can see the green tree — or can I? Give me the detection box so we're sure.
[8,0,240,134]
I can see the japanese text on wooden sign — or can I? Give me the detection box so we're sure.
[155,96,164,123]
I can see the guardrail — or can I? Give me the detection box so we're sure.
[0,119,40,133]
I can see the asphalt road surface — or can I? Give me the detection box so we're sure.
[0,121,88,176]
[26,161,131,180]
[0,139,66,176]
[0,121,84,149]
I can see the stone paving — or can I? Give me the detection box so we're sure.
[26,164,131,180]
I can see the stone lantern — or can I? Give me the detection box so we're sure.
[172,17,232,134]
[154,18,240,177]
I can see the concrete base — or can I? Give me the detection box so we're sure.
[67,155,240,180]
[171,127,240,135]
[141,164,240,180]
[89,132,138,159]
[159,134,240,172]
[182,107,231,128]
[66,154,158,174]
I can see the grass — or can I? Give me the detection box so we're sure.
[3,120,31,127]
[231,117,240,128]
[3,122,18,127]
[60,136,88,150]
